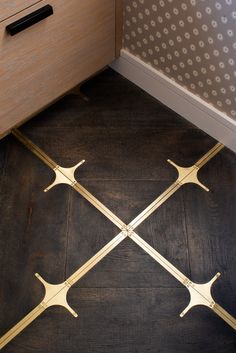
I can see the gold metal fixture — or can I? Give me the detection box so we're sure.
[0,129,233,350]
[11,129,223,230]
[44,162,85,192]
[12,129,125,230]
[129,233,236,329]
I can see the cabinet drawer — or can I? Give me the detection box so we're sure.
[0,0,115,135]
[0,0,42,22]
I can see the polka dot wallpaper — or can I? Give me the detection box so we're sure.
[123,0,236,120]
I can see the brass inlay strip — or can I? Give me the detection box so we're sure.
[0,306,45,350]
[1,129,233,349]
[12,129,222,229]
[66,232,127,285]
[213,304,236,330]
[129,183,181,229]
[195,142,224,169]
[121,143,224,229]
[129,232,236,330]
[0,231,127,350]
[12,129,57,169]
[72,182,126,230]
[12,129,126,230]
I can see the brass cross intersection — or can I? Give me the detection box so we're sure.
[0,129,235,350]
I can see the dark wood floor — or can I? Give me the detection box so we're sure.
[0,69,235,353]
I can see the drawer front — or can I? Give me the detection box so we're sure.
[0,0,115,135]
[0,0,42,22]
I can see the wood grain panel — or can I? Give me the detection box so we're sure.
[0,0,115,136]
[0,0,41,22]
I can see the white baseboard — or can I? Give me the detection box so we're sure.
[110,49,236,153]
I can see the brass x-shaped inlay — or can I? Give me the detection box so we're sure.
[0,129,235,350]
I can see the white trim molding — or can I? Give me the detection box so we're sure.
[110,49,236,153]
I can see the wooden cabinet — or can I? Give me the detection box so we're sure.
[0,0,120,137]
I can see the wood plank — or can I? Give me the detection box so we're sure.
[20,125,215,181]
[0,136,70,336]
[2,288,235,353]
[64,187,120,276]
[66,180,190,288]
[18,70,216,181]
[184,147,236,316]
[0,136,8,191]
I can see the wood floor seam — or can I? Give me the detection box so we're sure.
[64,189,73,282]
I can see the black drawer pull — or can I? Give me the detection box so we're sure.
[6,4,53,36]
